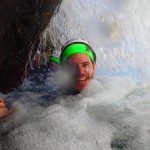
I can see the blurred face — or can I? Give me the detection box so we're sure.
[49,60,58,72]
[66,53,96,92]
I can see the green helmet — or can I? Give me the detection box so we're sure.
[49,56,59,63]
[60,39,96,63]
[49,51,60,63]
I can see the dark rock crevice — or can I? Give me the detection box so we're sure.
[0,0,62,93]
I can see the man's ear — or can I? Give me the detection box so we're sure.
[92,62,96,71]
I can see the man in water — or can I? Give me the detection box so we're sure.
[0,39,96,118]
[60,39,96,94]
[48,51,60,72]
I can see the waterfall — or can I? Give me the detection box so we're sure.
[43,0,150,80]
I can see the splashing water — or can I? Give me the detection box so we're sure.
[44,0,150,80]
[1,0,150,150]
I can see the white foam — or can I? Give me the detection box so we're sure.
[2,76,150,149]
[0,79,114,149]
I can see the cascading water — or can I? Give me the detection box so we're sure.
[1,0,150,150]
[45,0,150,80]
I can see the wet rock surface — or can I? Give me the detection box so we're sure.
[0,0,61,92]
